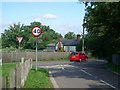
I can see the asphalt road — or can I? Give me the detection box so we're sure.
[33,60,120,90]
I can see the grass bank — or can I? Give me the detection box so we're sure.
[1,63,16,88]
[23,67,53,88]
[2,63,16,76]
[105,62,120,74]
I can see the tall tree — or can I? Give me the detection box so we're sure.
[64,32,76,39]
[2,22,24,48]
[1,22,60,50]
[83,2,120,60]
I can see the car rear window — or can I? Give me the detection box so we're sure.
[71,52,78,56]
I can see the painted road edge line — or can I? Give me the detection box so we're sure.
[49,71,60,88]
[81,69,93,76]
[100,80,118,90]
[81,69,118,90]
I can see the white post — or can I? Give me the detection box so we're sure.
[21,57,24,63]
[0,59,2,66]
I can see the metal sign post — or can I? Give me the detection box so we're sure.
[32,26,42,71]
[35,37,38,71]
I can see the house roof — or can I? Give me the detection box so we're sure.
[47,43,55,47]
[61,39,80,46]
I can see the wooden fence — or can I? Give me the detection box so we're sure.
[1,58,32,89]
[2,51,70,63]
[0,76,9,89]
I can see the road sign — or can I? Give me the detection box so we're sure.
[32,26,42,37]
[32,26,42,71]
[16,36,23,43]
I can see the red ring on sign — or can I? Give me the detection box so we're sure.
[32,26,42,37]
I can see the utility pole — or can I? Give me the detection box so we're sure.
[82,19,85,54]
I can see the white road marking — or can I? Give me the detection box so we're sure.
[100,80,118,90]
[39,63,118,90]
[49,71,60,88]
[81,69,118,90]
[62,67,64,70]
[39,64,75,69]
[81,69,93,76]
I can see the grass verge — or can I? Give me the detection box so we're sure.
[23,67,53,88]
[2,63,16,76]
[105,62,120,74]
[1,63,16,88]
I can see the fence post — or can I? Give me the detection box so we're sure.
[2,77,6,89]
[20,57,24,87]
[9,58,32,89]
[0,59,2,66]
[0,59,2,89]
[10,68,15,89]
[29,58,32,71]
[21,57,24,63]
[6,76,9,89]
[15,63,21,88]
[0,76,2,90]
[2,76,8,89]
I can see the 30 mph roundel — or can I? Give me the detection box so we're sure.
[32,26,42,37]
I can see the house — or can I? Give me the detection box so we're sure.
[56,34,80,52]
[46,43,56,52]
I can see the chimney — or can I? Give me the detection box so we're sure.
[77,34,80,40]
[59,34,62,41]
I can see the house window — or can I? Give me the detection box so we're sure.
[64,46,76,52]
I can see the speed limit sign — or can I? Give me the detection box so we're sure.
[32,26,42,37]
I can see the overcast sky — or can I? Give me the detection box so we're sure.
[0,0,85,36]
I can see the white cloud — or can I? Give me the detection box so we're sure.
[34,13,57,22]
[42,14,57,19]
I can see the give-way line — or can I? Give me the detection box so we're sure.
[39,64,75,68]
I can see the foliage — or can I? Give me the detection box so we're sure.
[1,22,60,50]
[76,35,87,52]
[0,37,1,49]
[64,32,76,39]
[23,68,53,88]
[76,40,82,51]
[84,2,120,59]
[105,62,120,74]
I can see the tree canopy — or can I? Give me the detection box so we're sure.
[84,2,120,60]
[1,22,60,50]
[64,32,76,39]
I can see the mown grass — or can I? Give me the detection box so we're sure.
[105,62,120,74]
[2,63,16,76]
[23,67,53,88]
[1,63,16,88]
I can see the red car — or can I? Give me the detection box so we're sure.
[69,52,88,62]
